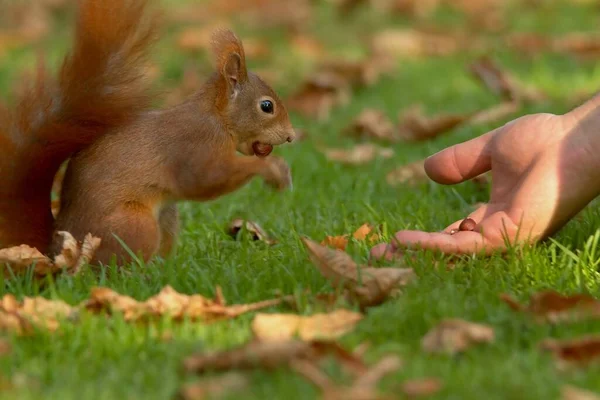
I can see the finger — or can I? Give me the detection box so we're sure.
[369,243,402,262]
[425,128,499,185]
[390,230,496,255]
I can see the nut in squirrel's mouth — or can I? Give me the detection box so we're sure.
[252,141,273,158]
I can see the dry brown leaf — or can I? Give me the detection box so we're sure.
[251,310,363,342]
[562,385,600,400]
[343,109,396,142]
[540,335,600,370]
[183,340,360,374]
[397,105,470,142]
[0,293,75,334]
[324,144,394,166]
[421,319,494,354]
[401,378,443,398]
[287,72,351,121]
[352,224,373,241]
[85,285,285,323]
[370,29,463,60]
[227,219,277,245]
[0,231,100,278]
[291,354,401,400]
[500,290,600,324]
[301,238,415,308]
[386,159,428,186]
[322,224,379,251]
[469,56,546,103]
[178,372,249,400]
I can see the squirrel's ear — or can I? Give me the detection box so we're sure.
[211,29,247,99]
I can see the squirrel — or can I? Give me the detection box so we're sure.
[0,0,159,256]
[1,0,295,266]
[48,3,296,264]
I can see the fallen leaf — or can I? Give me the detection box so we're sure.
[323,144,394,166]
[343,109,396,142]
[421,319,494,354]
[469,56,546,103]
[291,354,402,400]
[562,385,600,400]
[540,335,600,369]
[370,29,465,60]
[552,33,600,59]
[0,231,100,278]
[0,293,75,334]
[397,105,470,142]
[301,237,415,308]
[321,235,349,251]
[499,290,600,323]
[84,285,285,323]
[251,309,363,342]
[352,224,374,241]
[178,372,249,400]
[401,378,443,398]
[183,340,359,374]
[227,219,277,245]
[287,71,351,121]
[386,160,428,186]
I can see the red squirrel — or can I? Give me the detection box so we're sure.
[1,0,295,266]
[51,3,295,264]
[0,0,158,255]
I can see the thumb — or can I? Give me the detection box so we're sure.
[424,128,498,185]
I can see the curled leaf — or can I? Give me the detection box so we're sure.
[228,219,277,245]
[421,319,494,354]
[85,285,285,323]
[301,237,415,308]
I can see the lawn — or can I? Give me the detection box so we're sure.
[1,0,600,399]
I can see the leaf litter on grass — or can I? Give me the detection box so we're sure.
[302,237,416,308]
[421,319,495,355]
[540,335,600,370]
[321,223,382,251]
[0,231,101,277]
[500,290,600,324]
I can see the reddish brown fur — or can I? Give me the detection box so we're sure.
[0,0,159,252]
[53,28,296,265]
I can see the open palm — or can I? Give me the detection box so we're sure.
[371,112,600,258]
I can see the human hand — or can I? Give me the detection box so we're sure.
[371,110,600,259]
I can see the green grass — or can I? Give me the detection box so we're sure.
[1,0,600,399]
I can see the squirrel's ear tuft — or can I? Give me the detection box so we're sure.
[211,29,247,97]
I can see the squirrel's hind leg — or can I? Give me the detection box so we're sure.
[157,204,179,259]
[92,204,161,266]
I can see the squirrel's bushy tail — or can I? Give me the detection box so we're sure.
[0,0,159,251]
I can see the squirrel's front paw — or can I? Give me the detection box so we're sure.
[263,157,292,191]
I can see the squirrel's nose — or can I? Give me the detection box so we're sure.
[286,129,296,143]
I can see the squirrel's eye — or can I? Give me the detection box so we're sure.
[260,100,274,114]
